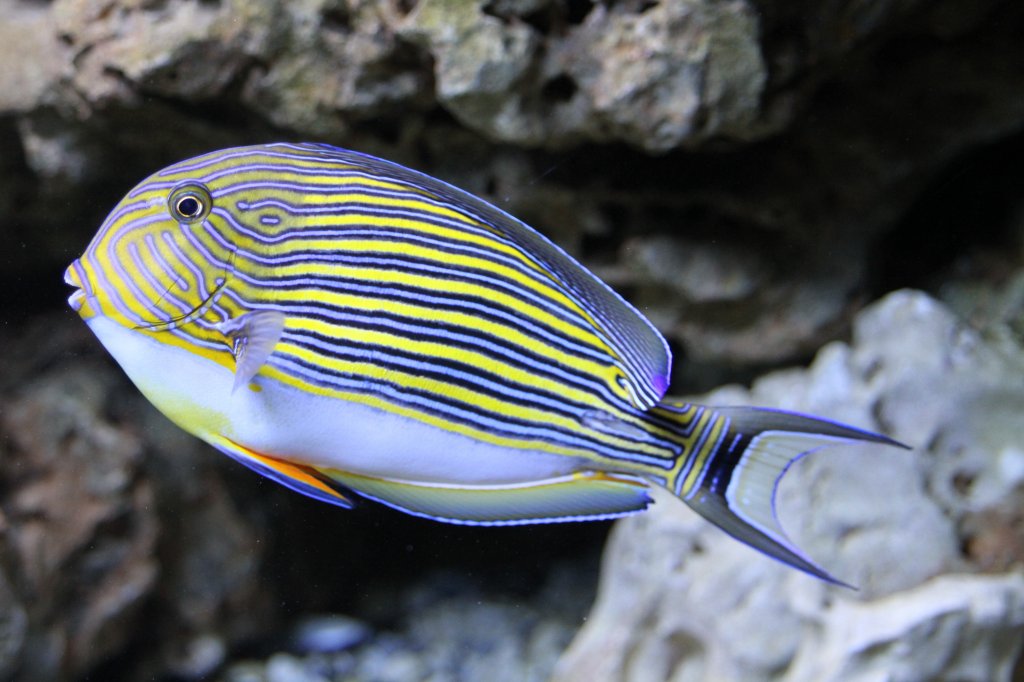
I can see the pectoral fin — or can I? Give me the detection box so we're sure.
[218,310,286,392]
[325,470,653,525]
[214,437,356,508]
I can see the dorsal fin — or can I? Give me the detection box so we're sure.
[298,143,672,409]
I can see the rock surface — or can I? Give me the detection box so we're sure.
[1,1,1024,680]
[400,0,767,151]
[3,0,1024,377]
[554,290,1024,682]
[220,566,593,682]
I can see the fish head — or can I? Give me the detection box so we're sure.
[64,151,256,401]
[62,150,274,436]
[64,165,237,334]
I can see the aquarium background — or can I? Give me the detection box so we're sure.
[1,1,1023,680]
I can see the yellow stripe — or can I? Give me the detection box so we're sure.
[646,402,702,445]
[136,327,233,370]
[260,362,601,460]
[288,317,607,411]
[280,340,574,429]
[274,332,672,461]
[227,210,551,279]
[677,412,727,496]
[246,267,602,351]
[244,283,623,394]
[265,241,583,318]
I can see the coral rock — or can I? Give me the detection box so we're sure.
[555,290,1024,682]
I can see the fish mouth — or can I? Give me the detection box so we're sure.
[64,260,90,314]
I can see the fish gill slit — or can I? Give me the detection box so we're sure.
[133,249,236,333]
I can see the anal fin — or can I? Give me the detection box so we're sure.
[325,470,653,526]
[214,437,356,508]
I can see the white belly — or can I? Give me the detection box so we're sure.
[86,316,580,484]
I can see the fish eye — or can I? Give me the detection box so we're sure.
[176,196,201,217]
[168,183,212,223]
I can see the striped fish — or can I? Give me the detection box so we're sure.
[65,143,903,584]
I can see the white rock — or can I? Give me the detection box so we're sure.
[787,573,1024,682]
[554,290,1024,682]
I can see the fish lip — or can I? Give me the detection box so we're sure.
[64,259,84,288]
[67,288,86,311]
[64,259,93,315]
[64,261,82,309]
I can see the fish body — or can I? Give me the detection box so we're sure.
[66,143,902,583]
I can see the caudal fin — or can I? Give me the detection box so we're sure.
[665,405,907,586]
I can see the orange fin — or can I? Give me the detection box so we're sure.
[214,438,355,508]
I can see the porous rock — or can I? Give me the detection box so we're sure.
[3,2,1024,676]
[401,0,766,151]
[221,566,592,682]
[0,362,158,680]
[4,1,1024,374]
[51,0,282,109]
[243,0,433,137]
[554,290,1024,682]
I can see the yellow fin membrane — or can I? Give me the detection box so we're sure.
[325,470,653,525]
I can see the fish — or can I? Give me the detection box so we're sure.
[64,142,905,584]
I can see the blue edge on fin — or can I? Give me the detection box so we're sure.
[701,405,911,589]
[214,444,356,509]
[209,402,908,590]
[350,488,652,527]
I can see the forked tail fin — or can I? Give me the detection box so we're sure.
[664,405,908,586]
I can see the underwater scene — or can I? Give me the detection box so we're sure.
[1,1,1023,681]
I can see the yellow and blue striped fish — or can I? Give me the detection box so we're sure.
[65,143,903,584]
